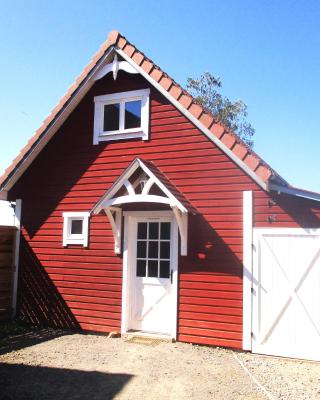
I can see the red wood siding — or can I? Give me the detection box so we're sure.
[9,71,320,348]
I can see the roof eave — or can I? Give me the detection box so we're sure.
[268,182,320,202]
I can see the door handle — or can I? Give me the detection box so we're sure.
[170,269,173,284]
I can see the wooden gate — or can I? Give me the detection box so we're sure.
[252,228,320,361]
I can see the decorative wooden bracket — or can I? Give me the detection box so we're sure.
[94,54,138,81]
[104,207,122,254]
[172,206,188,256]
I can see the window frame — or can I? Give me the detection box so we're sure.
[93,88,150,144]
[62,212,90,247]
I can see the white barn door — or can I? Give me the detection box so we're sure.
[252,229,320,361]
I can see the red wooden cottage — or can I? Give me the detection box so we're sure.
[1,31,320,361]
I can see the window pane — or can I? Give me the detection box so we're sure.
[160,261,170,278]
[125,100,141,129]
[137,260,146,277]
[149,222,159,239]
[137,222,147,239]
[148,241,158,258]
[148,260,158,277]
[71,219,83,234]
[160,241,170,259]
[137,241,147,258]
[104,103,120,131]
[160,222,170,240]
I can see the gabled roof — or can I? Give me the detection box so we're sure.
[0,30,299,195]
[92,158,195,215]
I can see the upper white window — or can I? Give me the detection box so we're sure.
[63,212,89,247]
[93,89,150,144]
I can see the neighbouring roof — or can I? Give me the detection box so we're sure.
[0,30,317,199]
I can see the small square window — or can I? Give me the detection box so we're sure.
[63,212,89,247]
[93,89,150,144]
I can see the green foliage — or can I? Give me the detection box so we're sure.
[186,72,254,147]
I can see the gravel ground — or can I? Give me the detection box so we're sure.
[0,330,319,399]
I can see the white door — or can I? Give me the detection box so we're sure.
[252,228,320,361]
[123,212,178,337]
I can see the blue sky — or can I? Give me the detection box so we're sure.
[0,0,319,191]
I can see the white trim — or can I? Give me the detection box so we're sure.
[123,180,135,196]
[94,57,139,81]
[0,200,16,227]
[116,48,269,192]
[105,207,122,254]
[62,212,90,247]
[101,194,172,207]
[121,210,178,339]
[242,190,253,350]
[269,183,320,202]
[172,206,188,256]
[93,88,150,144]
[141,177,154,195]
[12,199,22,317]
[137,159,188,213]
[253,227,320,235]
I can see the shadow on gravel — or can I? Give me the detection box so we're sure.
[0,327,69,356]
[0,363,132,400]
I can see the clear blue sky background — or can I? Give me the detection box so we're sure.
[0,0,319,191]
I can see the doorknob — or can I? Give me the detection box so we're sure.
[170,269,173,284]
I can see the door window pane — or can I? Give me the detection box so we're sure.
[137,260,146,277]
[148,241,158,259]
[71,219,83,234]
[160,223,170,240]
[160,261,170,278]
[103,103,120,131]
[148,260,158,277]
[160,241,170,259]
[124,100,141,129]
[136,220,172,279]
[137,222,147,239]
[149,222,159,239]
[137,241,147,258]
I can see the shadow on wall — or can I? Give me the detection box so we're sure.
[183,214,243,276]
[0,363,133,400]
[18,236,79,329]
[270,193,320,228]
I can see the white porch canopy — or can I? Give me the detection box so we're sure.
[92,158,189,256]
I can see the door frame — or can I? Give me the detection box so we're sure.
[121,210,179,339]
